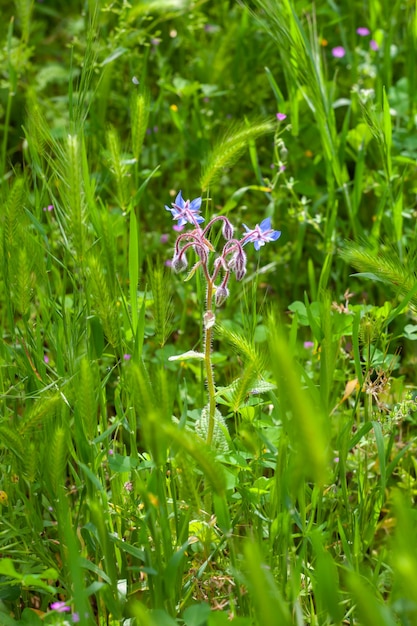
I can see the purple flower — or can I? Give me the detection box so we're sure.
[51,601,71,613]
[165,191,204,227]
[332,46,346,58]
[356,27,370,36]
[242,218,281,251]
[370,39,379,51]
[276,112,287,121]
[228,248,247,280]
[43,204,54,212]
[222,218,234,240]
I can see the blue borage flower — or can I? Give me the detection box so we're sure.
[166,193,281,305]
[242,217,281,250]
[165,190,204,227]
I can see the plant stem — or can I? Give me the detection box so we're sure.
[204,278,216,445]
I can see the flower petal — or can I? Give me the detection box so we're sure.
[174,190,184,207]
[270,230,281,241]
[189,197,202,211]
[259,217,272,231]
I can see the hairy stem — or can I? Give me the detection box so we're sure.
[204,279,216,446]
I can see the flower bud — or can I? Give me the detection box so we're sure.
[215,285,229,307]
[222,219,234,241]
[172,252,187,273]
[235,264,247,281]
[228,248,247,281]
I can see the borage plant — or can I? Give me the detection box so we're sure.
[166,190,280,447]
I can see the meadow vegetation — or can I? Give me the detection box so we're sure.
[1,0,417,624]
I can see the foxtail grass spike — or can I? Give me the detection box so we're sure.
[131,88,150,162]
[200,120,275,191]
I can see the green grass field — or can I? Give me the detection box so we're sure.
[1,1,417,624]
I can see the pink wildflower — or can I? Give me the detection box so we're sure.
[332,46,346,58]
[51,601,71,613]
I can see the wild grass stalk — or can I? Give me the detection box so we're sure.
[200,120,275,193]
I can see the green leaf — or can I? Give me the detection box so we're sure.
[310,533,343,623]
[110,536,145,561]
[0,559,20,579]
[149,609,178,626]
[183,603,211,626]
[0,610,20,626]
[20,609,45,625]
[21,575,56,593]
[243,542,292,626]
[403,324,417,340]
[168,350,205,361]
[183,262,202,282]
[372,421,386,493]
[78,462,105,492]
[213,493,232,533]
[108,453,139,473]
[0,581,20,601]
[101,46,128,66]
